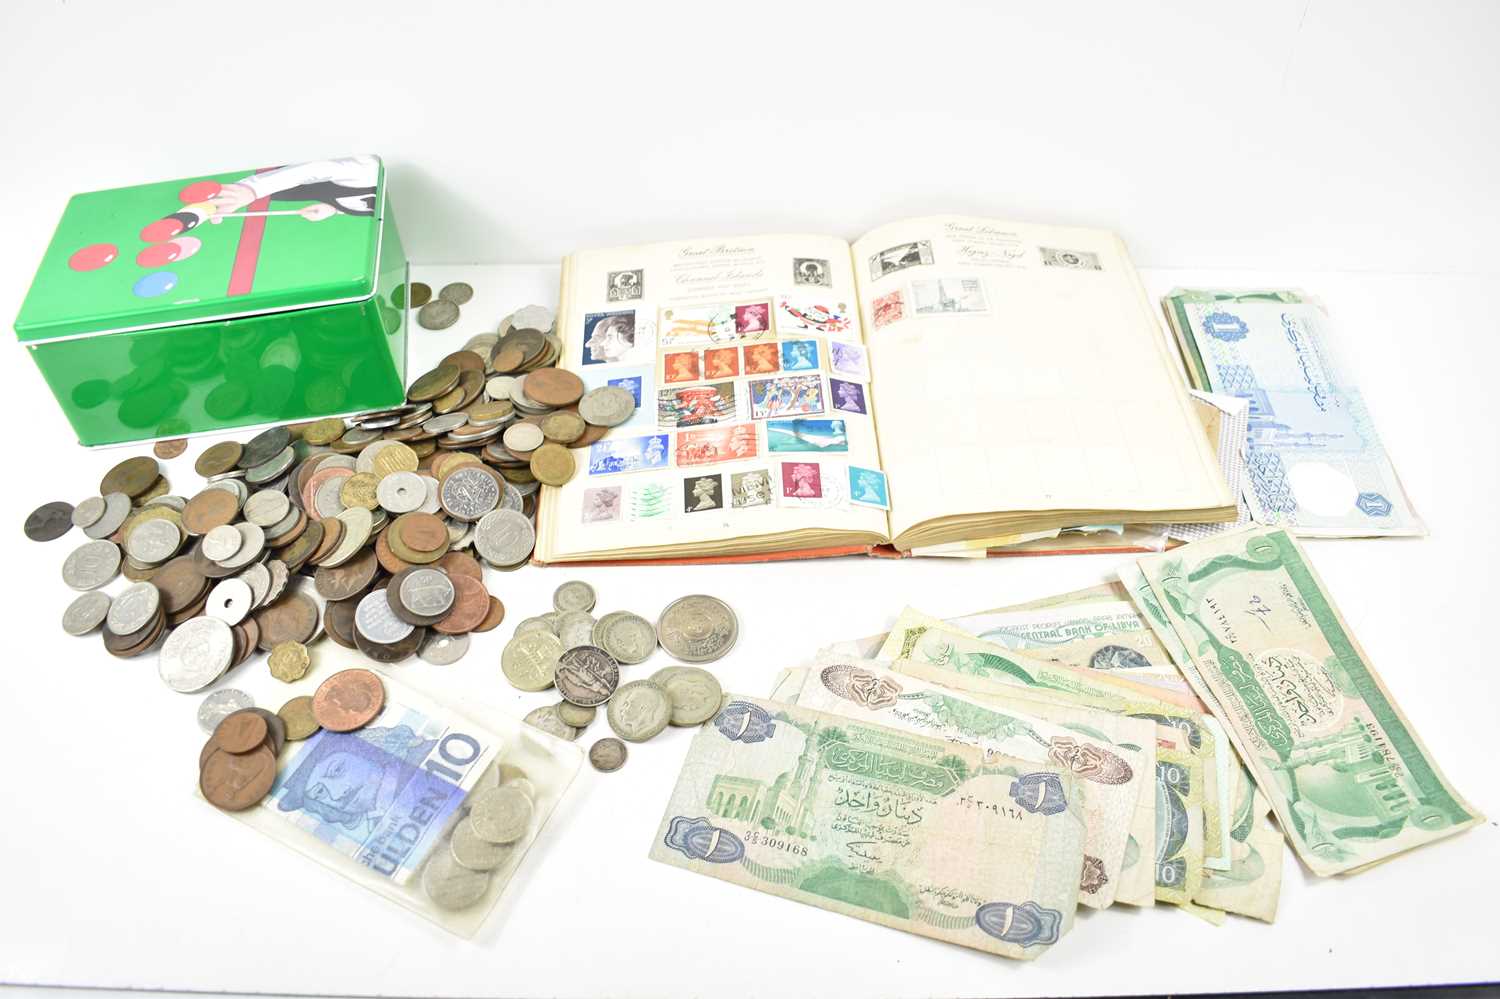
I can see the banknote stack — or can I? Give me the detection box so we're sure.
[651,524,1479,960]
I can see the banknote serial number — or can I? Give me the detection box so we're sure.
[742,830,809,856]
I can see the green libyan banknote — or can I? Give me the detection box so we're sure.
[1134,525,1482,876]
[649,694,1086,960]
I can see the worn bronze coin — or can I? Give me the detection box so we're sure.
[433,573,490,634]
[356,622,426,664]
[473,595,506,633]
[312,668,386,732]
[153,438,189,459]
[101,456,160,497]
[396,512,448,553]
[240,426,292,469]
[200,745,277,811]
[567,422,609,450]
[408,365,461,403]
[301,417,347,446]
[405,282,432,308]
[308,517,344,564]
[24,501,74,542]
[278,696,321,741]
[522,368,584,408]
[150,556,208,613]
[441,350,485,373]
[253,592,320,651]
[435,550,483,581]
[324,597,360,649]
[182,490,240,536]
[278,517,324,572]
[491,344,526,374]
[529,443,575,486]
[214,710,268,753]
[314,546,379,601]
[194,441,243,477]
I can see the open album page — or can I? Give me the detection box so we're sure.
[538,234,891,560]
[852,215,1232,549]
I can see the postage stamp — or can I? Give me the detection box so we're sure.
[827,340,868,380]
[849,466,890,509]
[702,346,740,379]
[868,240,933,281]
[776,297,852,337]
[748,374,825,419]
[742,342,781,376]
[779,338,820,372]
[731,469,775,509]
[911,277,988,315]
[607,373,644,407]
[767,417,849,453]
[606,269,644,301]
[581,485,623,524]
[735,302,773,336]
[675,424,759,467]
[656,382,740,428]
[683,473,724,513]
[588,434,669,475]
[780,461,823,500]
[660,303,735,346]
[1039,247,1102,270]
[872,289,906,330]
[628,479,677,522]
[662,350,701,384]
[793,257,832,287]
[829,379,867,415]
[582,310,648,366]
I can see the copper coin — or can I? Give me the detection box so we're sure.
[408,365,461,403]
[523,368,585,408]
[315,546,380,601]
[433,574,491,634]
[473,595,506,633]
[214,710,268,753]
[567,422,609,449]
[195,441,244,477]
[251,707,287,755]
[182,490,240,536]
[153,438,189,460]
[436,550,483,581]
[308,517,344,564]
[396,512,448,553]
[253,592,320,651]
[441,350,485,373]
[100,455,160,497]
[279,517,324,571]
[312,668,386,732]
[491,344,526,374]
[151,556,209,614]
[200,744,277,811]
[374,528,416,574]
[325,597,360,649]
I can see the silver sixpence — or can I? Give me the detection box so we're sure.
[663,667,725,726]
[588,737,627,773]
[450,817,512,872]
[467,786,534,844]
[421,848,490,911]
[606,680,672,742]
[243,490,291,528]
[553,580,596,613]
[577,386,635,427]
[418,631,470,666]
[376,471,426,514]
[557,611,597,650]
[62,539,121,591]
[205,578,254,625]
[399,568,456,617]
[158,616,235,692]
[355,589,414,644]
[523,704,578,741]
[83,492,132,540]
[473,509,534,567]
[62,590,112,636]
[594,611,658,665]
[554,646,620,707]
[106,581,161,635]
[440,466,500,521]
[502,630,562,691]
[71,495,107,530]
[200,523,243,562]
[124,518,181,565]
[196,688,254,734]
[656,595,739,663]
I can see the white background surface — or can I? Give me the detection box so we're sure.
[2,1,1499,995]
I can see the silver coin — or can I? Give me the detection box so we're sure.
[313,476,348,518]
[205,578,254,625]
[196,688,254,734]
[245,445,296,485]
[577,386,636,427]
[588,737,628,773]
[216,522,266,571]
[376,471,426,514]
[468,785,533,844]
[262,503,303,542]
[557,611,597,650]
[656,595,738,663]
[485,376,517,401]
[439,466,500,522]
[145,494,187,511]
[663,667,725,726]
[594,611,658,665]
[499,480,523,513]
[124,518,182,565]
[236,563,272,609]
[399,568,456,617]
[421,413,469,435]
[438,281,474,306]
[62,590,112,636]
[556,701,596,728]
[200,523,244,562]
[321,507,373,568]
[62,539,121,591]
[72,495,107,530]
[421,847,490,910]
[355,589,414,644]
[416,474,442,515]
[501,423,543,452]
[473,509,534,567]
[158,616,235,693]
[606,680,672,742]
[418,631,470,666]
[511,304,554,333]
[554,646,620,707]
[450,817,512,872]
[353,440,398,475]
[502,630,562,691]
[513,615,556,636]
[202,477,249,505]
[243,489,291,528]
[552,580,596,613]
[417,299,460,331]
[84,492,132,540]
[262,559,291,607]
[106,581,160,635]
[522,704,578,741]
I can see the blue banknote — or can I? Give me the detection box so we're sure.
[1165,290,1423,536]
[265,696,497,885]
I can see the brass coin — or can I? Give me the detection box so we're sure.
[491,344,525,374]
[153,439,188,460]
[195,441,243,477]
[101,456,161,497]
[133,476,171,507]
[473,595,506,633]
[440,350,485,373]
[408,364,461,402]
[523,368,584,408]
[540,410,586,444]
[277,696,321,740]
[406,282,432,308]
[268,640,312,683]
[302,417,347,445]
[181,489,240,536]
[370,442,418,478]
[339,472,380,511]
[529,443,576,487]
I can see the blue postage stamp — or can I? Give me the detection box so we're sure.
[779,339,820,371]
[588,433,670,475]
[767,418,849,453]
[848,465,890,509]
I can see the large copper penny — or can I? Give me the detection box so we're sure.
[522,368,584,408]
[312,668,386,732]
[151,556,209,614]
[200,744,277,811]
[214,710,268,753]
[100,455,161,497]
[433,574,491,634]
[254,592,320,651]
[182,490,240,536]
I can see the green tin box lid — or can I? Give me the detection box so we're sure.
[15,154,387,343]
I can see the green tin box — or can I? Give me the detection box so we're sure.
[14,154,408,446]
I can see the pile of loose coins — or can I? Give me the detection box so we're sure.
[502,583,734,771]
[198,668,383,812]
[423,763,541,911]
[412,280,473,331]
